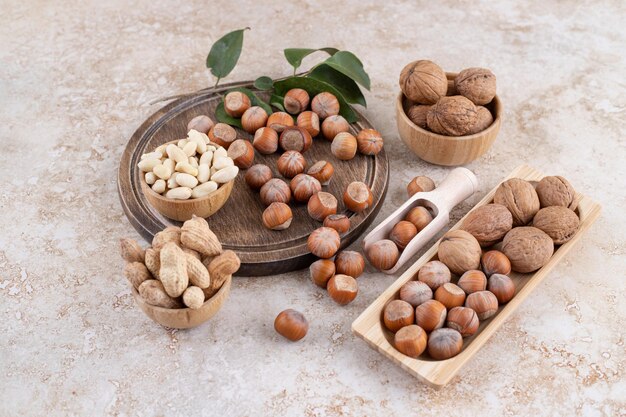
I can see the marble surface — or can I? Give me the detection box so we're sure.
[1,0,625,415]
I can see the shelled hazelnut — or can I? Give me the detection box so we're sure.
[224,91,251,117]
[331,132,357,160]
[335,251,365,278]
[290,174,321,202]
[446,306,479,337]
[481,250,511,277]
[253,127,279,154]
[260,178,291,206]
[311,92,340,119]
[227,139,254,169]
[434,283,466,309]
[404,206,433,231]
[417,260,451,291]
[274,309,308,342]
[457,270,487,294]
[262,202,293,230]
[279,127,312,153]
[284,88,310,114]
[296,111,320,137]
[241,106,269,134]
[384,300,415,332]
[343,181,373,212]
[428,328,463,360]
[277,151,307,178]
[356,129,384,156]
[327,274,358,305]
[321,115,350,140]
[208,123,237,149]
[465,291,498,320]
[307,227,340,259]
[389,221,418,250]
[244,164,272,190]
[310,259,335,288]
[187,115,214,134]
[307,191,337,221]
[365,239,400,271]
[394,325,428,358]
[487,274,515,304]
[323,214,350,234]
[399,281,433,307]
[415,299,447,332]
[267,111,294,133]
[307,160,334,185]
[407,176,435,197]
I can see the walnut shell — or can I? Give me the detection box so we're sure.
[494,178,540,227]
[501,227,554,273]
[399,60,447,104]
[535,176,578,210]
[438,230,481,275]
[426,96,478,136]
[532,206,580,245]
[460,204,513,247]
[406,104,431,129]
[454,68,496,105]
[468,106,493,134]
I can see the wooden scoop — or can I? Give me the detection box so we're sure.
[363,167,478,274]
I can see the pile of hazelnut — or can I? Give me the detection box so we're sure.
[400,60,496,136]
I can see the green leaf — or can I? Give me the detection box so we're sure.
[320,51,370,90]
[283,48,339,72]
[253,76,274,90]
[205,28,250,81]
[308,64,367,107]
[215,102,242,128]
[274,77,358,123]
[226,87,273,115]
[270,94,286,112]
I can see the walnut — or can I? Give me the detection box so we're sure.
[494,178,540,227]
[437,230,481,275]
[406,104,431,129]
[399,60,447,104]
[460,204,513,247]
[535,176,578,210]
[426,96,478,136]
[468,106,493,134]
[501,227,554,273]
[532,206,580,245]
[454,68,496,105]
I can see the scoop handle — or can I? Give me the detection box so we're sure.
[422,167,478,215]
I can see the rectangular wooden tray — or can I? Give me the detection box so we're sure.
[351,165,601,389]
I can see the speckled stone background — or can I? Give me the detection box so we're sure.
[1,0,625,416]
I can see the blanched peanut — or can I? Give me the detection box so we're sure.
[188,156,199,168]
[191,181,218,198]
[141,151,163,160]
[199,150,213,166]
[175,161,198,176]
[165,187,192,200]
[177,138,189,147]
[214,147,227,159]
[197,165,210,183]
[188,130,208,154]
[166,144,187,163]
[145,172,157,185]
[153,164,171,180]
[211,166,239,183]
[163,158,175,173]
[152,179,166,193]
[155,144,167,155]
[138,158,161,172]
[183,141,197,157]
[167,172,179,189]
[212,157,234,170]
[175,173,198,188]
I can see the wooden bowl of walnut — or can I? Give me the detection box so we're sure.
[396,73,502,166]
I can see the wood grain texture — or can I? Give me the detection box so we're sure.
[352,165,601,389]
[118,80,389,276]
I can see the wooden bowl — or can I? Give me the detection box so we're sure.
[131,275,232,329]
[396,73,503,166]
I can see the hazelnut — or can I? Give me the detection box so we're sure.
[460,203,513,247]
[389,220,418,250]
[267,111,294,133]
[404,206,434,231]
[399,281,433,307]
[307,160,334,185]
[481,250,511,277]
[454,67,496,105]
[241,106,268,134]
[327,274,358,305]
[279,126,312,153]
[244,164,273,190]
[208,123,237,149]
[406,104,431,129]
[383,299,415,332]
[399,60,447,104]
[415,299,447,332]
[311,92,340,119]
[187,115,214,134]
[407,176,435,197]
[501,227,554,273]
[428,328,463,360]
[296,111,320,137]
[468,106,493,134]
[394,325,428,358]
[290,173,321,202]
[307,227,340,259]
[533,206,580,244]
[465,291,498,320]
[446,306,479,337]
[438,230,482,275]
[253,127,279,154]
[434,283,466,309]
[310,259,335,288]
[331,132,358,160]
[262,202,293,230]
[536,176,578,210]
[323,214,350,234]
[334,250,365,278]
[417,260,451,291]
[277,150,307,178]
[307,191,337,221]
[365,239,400,271]
[458,270,487,294]
[224,91,251,117]
[284,88,310,114]
[427,96,478,136]
[343,181,373,212]
[274,309,308,342]
[494,178,540,227]
[227,139,254,169]
[356,129,384,156]
[321,115,350,140]
[260,178,291,206]
[487,274,515,304]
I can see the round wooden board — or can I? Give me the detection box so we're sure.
[118,80,389,276]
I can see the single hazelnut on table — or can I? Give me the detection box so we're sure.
[224,91,251,117]
[437,230,482,275]
[481,250,511,277]
[389,220,418,250]
[327,274,358,305]
[310,259,335,288]
[399,60,447,104]
[365,239,400,271]
[307,160,334,185]
[331,132,358,160]
[535,175,578,210]
[334,250,365,278]
[321,115,350,140]
[356,129,384,156]
[415,299,447,332]
[465,291,498,320]
[260,178,292,206]
[434,282,466,309]
[417,260,451,291]
[227,139,254,169]
[274,309,308,342]
[394,324,428,358]
[311,92,340,119]
[457,270,487,294]
[277,150,307,178]
[284,88,310,114]
[323,214,350,234]
[454,67,496,106]
[406,105,431,129]
[241,106,269,134]
[244,164,273,190]
[296,111,320,137]
[446,306,479,337]
[290,173,321,202]
[407,176,435,197]
[253,127,278,155]
[399,281,433,307]
[426,96,479,136]
[208,123,237,149]
[383,299,415,332]
[307,227,340,259]
[404,206,434,231]
[428,328,463,360]
[307,191,337,221]
[262,202,293,231]
[343,181,373,212]
[267,111,294,133]
[487,274,516,304]
[187,115,214,134]
[279,126,312,153]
